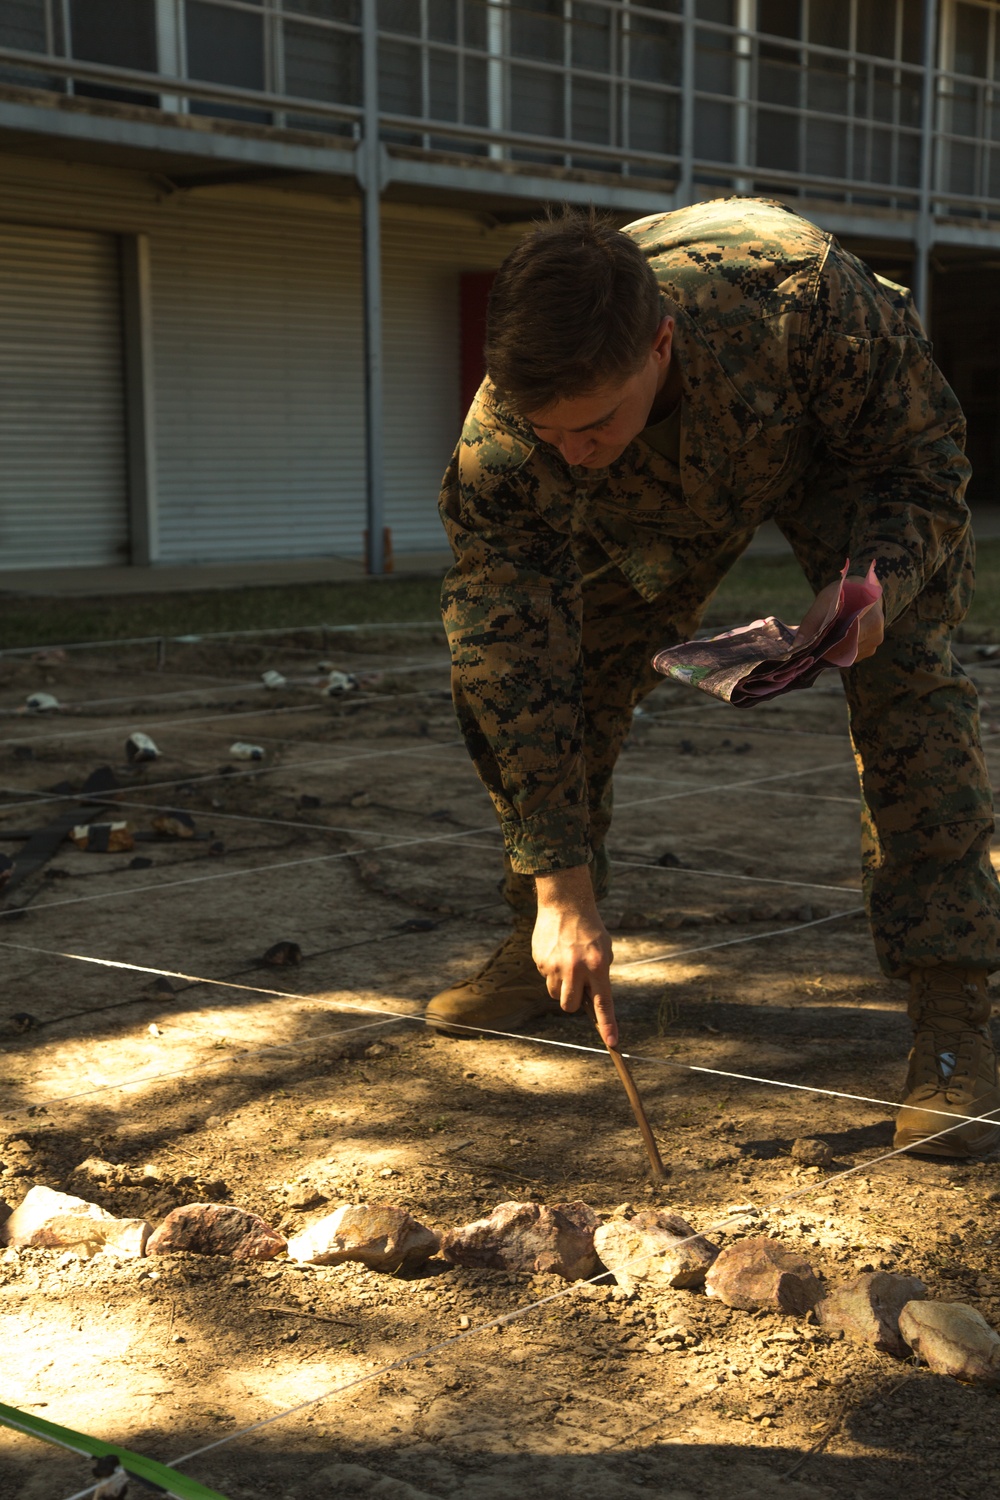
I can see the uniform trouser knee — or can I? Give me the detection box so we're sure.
[843,606,1000,977]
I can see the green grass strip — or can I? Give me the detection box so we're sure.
[0,1399,229,1499]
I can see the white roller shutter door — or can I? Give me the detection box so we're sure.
[152,208,366,564]
[0,221,128,569]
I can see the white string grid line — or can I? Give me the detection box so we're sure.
[0,756,856,922]
[0,736,470,819]
[0,929,982,1129]
[0,617,444,661]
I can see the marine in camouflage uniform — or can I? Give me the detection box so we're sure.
[431,197,1000,1157]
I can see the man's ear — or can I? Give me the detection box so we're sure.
[651,315,675,368]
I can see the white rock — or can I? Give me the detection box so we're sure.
[288,1203,438,1271]
[594,1210,719,1293]
[0,1185,149,1258]
[25,692,59,712]
[262,670,287,690]
[898,1299,1000,1384]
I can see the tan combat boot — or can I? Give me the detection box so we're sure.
[894,967,1000,1158]
[425,915,561,1036]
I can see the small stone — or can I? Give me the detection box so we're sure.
[790,1137,834,1167]
[148,1023,162,1038]
[25,692,59,712]
[817,1272,926,1356]
[262,670,287,690]
[261,941,302,967]
[898,1300,1000,1384]
[440,1200,600,1281]
[705,1236,821,1315]
[147,1203,286,1260]
[594,1210,719,1293]
[287,1203,438,1271]
[458,1314,471,1330]
[72,1157,116,1181]
[0,1185,149,1258]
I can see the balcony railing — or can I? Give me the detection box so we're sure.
[0,0,998,222]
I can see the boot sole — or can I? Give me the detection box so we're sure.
[893,1120,1000,1159]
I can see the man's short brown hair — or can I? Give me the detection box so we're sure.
[485,209,662,416]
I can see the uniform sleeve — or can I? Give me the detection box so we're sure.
[439,394,592,876]
[804,247,972,626]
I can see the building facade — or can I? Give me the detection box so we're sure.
[0,0,998,573]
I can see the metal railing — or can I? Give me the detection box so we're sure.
[0,0,999,221]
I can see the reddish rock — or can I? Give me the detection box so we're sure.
[441,1201,600,1281]
[817,1272,926,1356]
[0,1185,148,1258]
[705,1235,821,1315]
[146,1203,285,1260]
[898,1300,1000,1384]
[594,1210,719,1293]
[288,1203,438,1271]
[790,1137,834,1167]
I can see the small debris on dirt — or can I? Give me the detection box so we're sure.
[151,810,196,839]
[817,1271,926,1355]
[656,850,684,867]
[81,766,122,795]
[288,1203,439,1271]
[208,840,226,856]
[10,1011,37,1033]
[594,1209,719,1292]
[705,1236,822,1315]
[898,1300,1000,1384]
[25,691,59,712]
[262,670,287,690]
[229,742,264,761]
[147,1203,286,1260]
[128,855,154,870]
[325,670,357,695]
[441,1201,601,1281]
[260,940,303,967]
[125,732,160,763]
[1,1185,149,1258]
[71,822,134,854]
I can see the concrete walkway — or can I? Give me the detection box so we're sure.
[2,508,998,597]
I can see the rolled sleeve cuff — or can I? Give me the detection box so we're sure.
[501,808,592,877]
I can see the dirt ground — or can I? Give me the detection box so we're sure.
[0,623,999,1500]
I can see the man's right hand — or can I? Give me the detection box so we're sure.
[532,866,618,1048]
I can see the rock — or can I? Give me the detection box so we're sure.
[262,670,287,690]
[817,1271,926,1355]
[440,1200,600,1281]
[230,742,265,761]
[790,1137,834,1167]
[0,1185,149,1258]
[705,1236,821,1315]
[147,1203,286,1260]
[261,940,302,967]
[72,1157,117,1182]
[898,1300,1000,1384]
[25,691,59,712]
[288,1203,438,1271]
[594,1210,719,1292]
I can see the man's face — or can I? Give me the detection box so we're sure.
[524,316,675,469]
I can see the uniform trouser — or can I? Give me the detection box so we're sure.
[501,521,1000,980]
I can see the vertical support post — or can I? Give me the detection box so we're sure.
[914,0,939,328]
[155,0,184,112]
[487,0,505,161]
[360,0,386,576]
[678,0,696,205]
[120,234,159,566]
[733,0,753,194]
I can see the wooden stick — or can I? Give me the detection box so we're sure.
[586,1000,668,1183]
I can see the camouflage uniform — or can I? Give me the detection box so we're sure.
[439,197,1000,979]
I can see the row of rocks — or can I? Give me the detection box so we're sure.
[4,1187,999,1385]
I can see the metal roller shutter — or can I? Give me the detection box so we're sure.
[0,221,128,569]
[152,208,366,564]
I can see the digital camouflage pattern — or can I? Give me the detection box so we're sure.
[439,197,1000,977]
